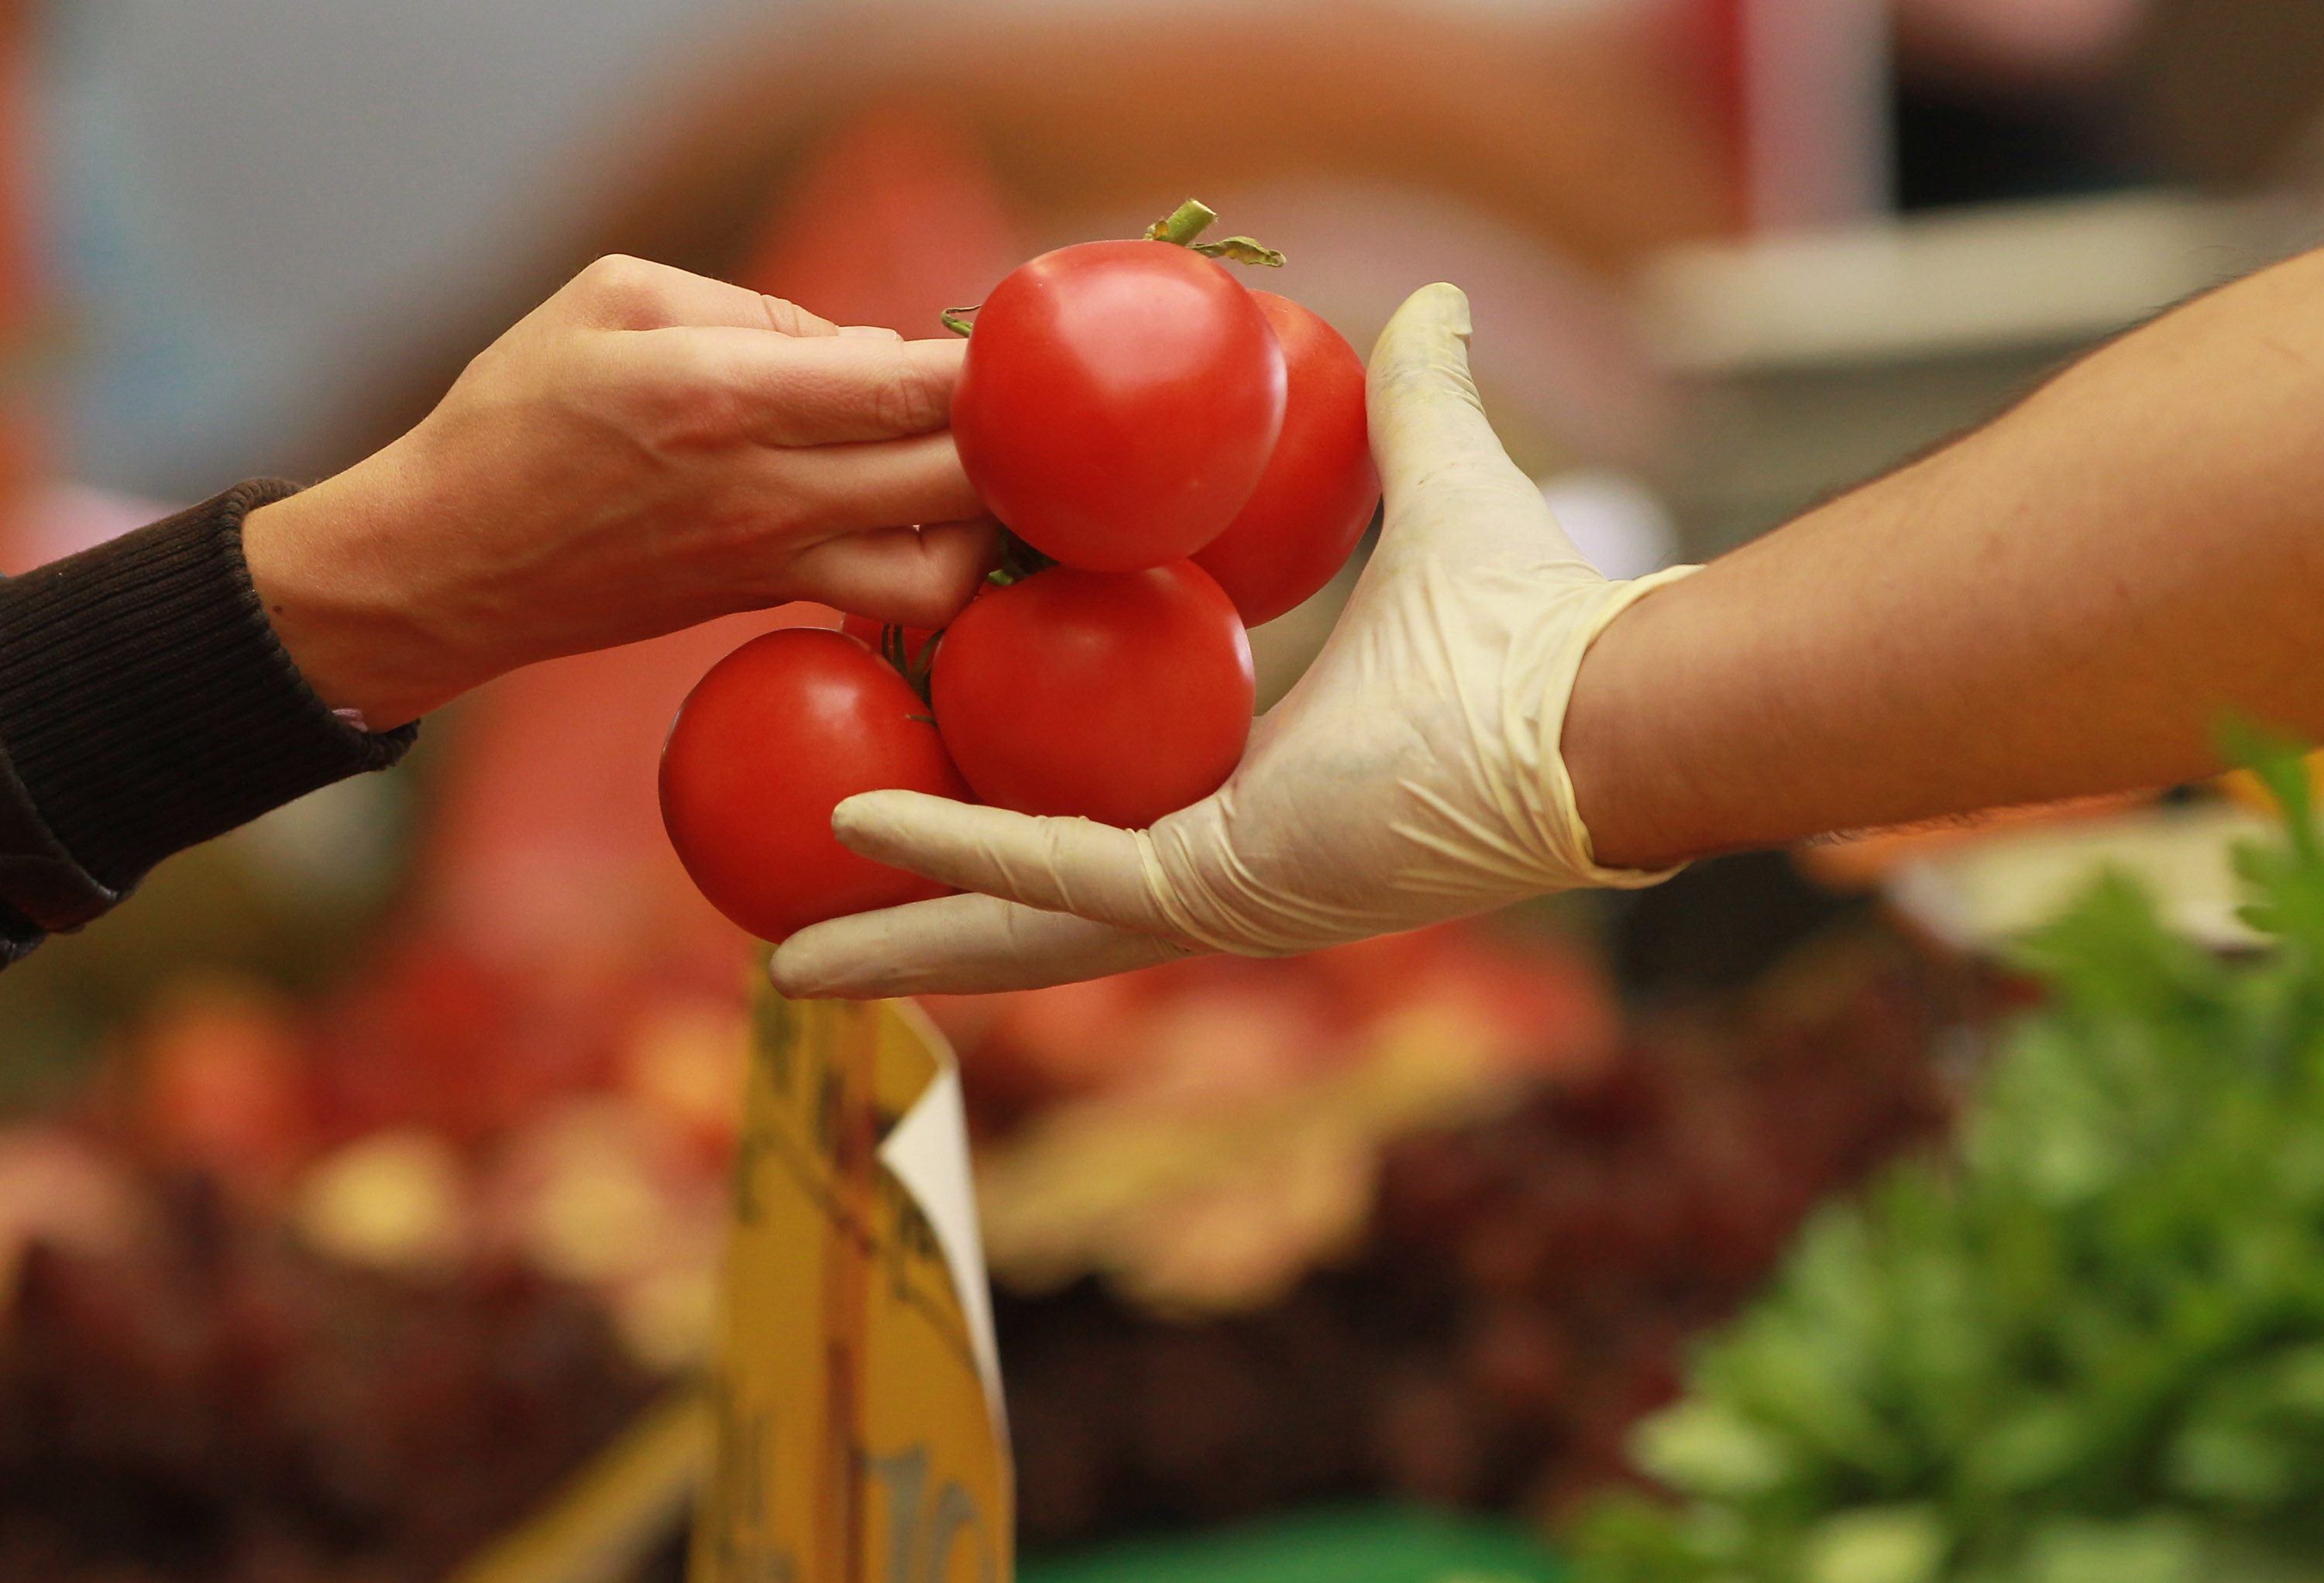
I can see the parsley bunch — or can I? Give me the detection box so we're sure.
[1576,743,2324,1583]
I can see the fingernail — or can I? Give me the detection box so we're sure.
[839,324,903,340]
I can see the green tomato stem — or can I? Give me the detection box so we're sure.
[878,623,937,706]
[1143,200,1284,266]
[1145,199,1219,247]
[985,529,1057,589]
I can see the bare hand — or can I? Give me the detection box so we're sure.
[241,255,992,727]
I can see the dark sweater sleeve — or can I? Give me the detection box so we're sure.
[0,479,418,964]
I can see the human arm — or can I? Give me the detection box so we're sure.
[0,256,988,962]
[770,245,2324,998]
[1567,242,2324,866]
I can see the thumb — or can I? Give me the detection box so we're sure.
[1368,283,1552,525]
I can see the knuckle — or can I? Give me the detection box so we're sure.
[869,366,946,435]
[660,340,746,441]
[757,294,816,335]
[596,339,737,455]
[572,254,672,327]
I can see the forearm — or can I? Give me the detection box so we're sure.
[1567,246,2324,869]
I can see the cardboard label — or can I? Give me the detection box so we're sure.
[692,986,1011,1583]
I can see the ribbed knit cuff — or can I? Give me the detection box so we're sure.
[0,479,418,913]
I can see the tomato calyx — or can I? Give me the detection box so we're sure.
[1143,198,1285,269]
[944,203,1281,343]
[985,528,1057,590]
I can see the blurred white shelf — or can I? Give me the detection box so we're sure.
[1882,801,2275,955]
[1641,191,2295,373]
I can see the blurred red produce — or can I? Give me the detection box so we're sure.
[992,922,1992,1552]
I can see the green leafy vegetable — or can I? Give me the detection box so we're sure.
[1574,747,2324,1583]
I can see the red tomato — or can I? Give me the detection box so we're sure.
[952,239,1286,572]
[838,613,940,671]
[660,628,968,942]
[932,561,1253,828]
[1193,291,1380,627]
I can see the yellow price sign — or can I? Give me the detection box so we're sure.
[693,981,1011,1583]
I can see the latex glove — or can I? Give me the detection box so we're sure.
[771,283,1697,998]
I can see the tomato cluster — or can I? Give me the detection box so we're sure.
[662,203,1380,943]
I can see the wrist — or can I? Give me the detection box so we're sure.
[240,455,463,729]
[1560,570,1703,871]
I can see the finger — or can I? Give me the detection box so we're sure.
[830,791,1184,936]
[783,520,999,628]
[644,328,968,445]
[562,254,845,335]
[1367,283,1543,517]
[772,893,1199,998]
[762,429,986,537]
[839,324,904,341]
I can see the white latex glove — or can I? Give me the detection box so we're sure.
[771,283,1697,998]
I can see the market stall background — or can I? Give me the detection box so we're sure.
[4,0,2324,1579]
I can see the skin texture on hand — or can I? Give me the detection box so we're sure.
[1565,242,2324,869]
[241,255,993,727]
[768,283,1686,1000]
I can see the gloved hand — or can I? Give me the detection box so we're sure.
[770,282,1697,998]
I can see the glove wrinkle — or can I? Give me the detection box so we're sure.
[1012,812,1091,912]
[1130,826,1209,946]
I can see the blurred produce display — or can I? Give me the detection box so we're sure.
[0,940,744,1582]
[947,923,1615,1314]
[976,917,1985,1555]
[1574,747,2324,1583]
[0,1167,652,1582]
